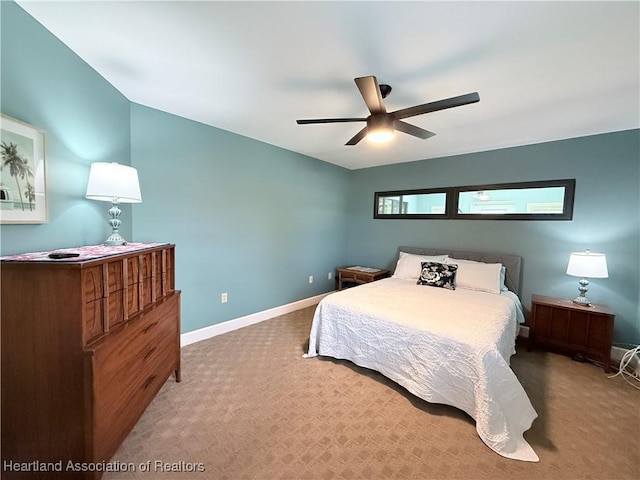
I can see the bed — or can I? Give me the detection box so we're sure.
[303,247,539,462]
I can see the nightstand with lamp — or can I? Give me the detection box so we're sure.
[528,250,615,372]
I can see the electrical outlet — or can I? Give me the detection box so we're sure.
[308,275,313,284]
[221,292,228,303]
[328,272,332,280]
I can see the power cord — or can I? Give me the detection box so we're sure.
[608,344,640,389]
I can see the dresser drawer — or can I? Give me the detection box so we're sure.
[83,266,103,302]
[127,283,140,316]
[165,248,175,291]
[83,299,104,344]
[89,294,180,462]
[92,333,176,461]
[141,279,153,308]
[106,260,124,293]
[91,295,178,388]
[141,253,153,280]
[83,261,127,342]
[106,290,125,330]
[127,256,140,285]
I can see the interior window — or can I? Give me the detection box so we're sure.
[374,189,448,219]
[453,180,575,220]
[374,179,575,220]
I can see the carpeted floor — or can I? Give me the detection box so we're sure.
[104,306,639,480]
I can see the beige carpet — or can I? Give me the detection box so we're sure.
[105,306,639,480]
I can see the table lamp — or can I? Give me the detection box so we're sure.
[566,250,608,306]
[86,162,142,246]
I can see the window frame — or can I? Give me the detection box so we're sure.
[373,187,450,219]
[373,179,576,221]
[451,179,575,220]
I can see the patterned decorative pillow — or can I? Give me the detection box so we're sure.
[417,261,458,290]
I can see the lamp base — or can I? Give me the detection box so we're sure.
[103,200,128,246]
[572,277,592,306]
[104,233,128,246]
[572,295,592,307]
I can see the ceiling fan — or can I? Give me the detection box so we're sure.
[296,76,480,146]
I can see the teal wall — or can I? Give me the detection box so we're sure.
[130,104,349,332]
[0,1,132,254]
[346,130,640,345]
[2,1,638,345]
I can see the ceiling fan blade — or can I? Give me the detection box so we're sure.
[345,127,368,146]
[392,92,480,120]
[354,76,386,115]
[297,118,366,124]
[395,121,436,140]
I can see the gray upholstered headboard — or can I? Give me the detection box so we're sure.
[397,246,523,296]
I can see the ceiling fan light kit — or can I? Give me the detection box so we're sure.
[296,75,480,146]
[366,115,395,143]
[367,129,394,144]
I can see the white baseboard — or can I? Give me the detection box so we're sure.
[611,346,628,363]
[611,346,640,375]
[180,292,332,347]
[518,325,529,338]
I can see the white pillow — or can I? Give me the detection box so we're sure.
[444,257,503,294]
[499,266,508,292]
[445,257,509,291]
[393,252,448,280]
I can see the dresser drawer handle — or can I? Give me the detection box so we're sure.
[142,321,159,334]
[142,374,157,390]
[143,346,157,360]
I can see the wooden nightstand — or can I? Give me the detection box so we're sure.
[528,294,615,372]
[337,267,390,290]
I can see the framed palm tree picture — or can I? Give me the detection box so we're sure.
[0,114,47,224]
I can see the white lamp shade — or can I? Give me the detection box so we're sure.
[86,162,142,203]
[566,251,608,278]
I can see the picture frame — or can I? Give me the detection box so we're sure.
[0,114,48,224]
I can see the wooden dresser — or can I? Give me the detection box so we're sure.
[1,243,181,479]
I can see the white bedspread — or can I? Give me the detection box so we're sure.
[303,278,538,462]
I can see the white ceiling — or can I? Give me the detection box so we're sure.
[16,1,640,170]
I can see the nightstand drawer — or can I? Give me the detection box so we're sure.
[336,267,390,290]
[340,271,373,284]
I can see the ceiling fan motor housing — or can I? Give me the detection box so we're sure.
[367,114,395,132]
